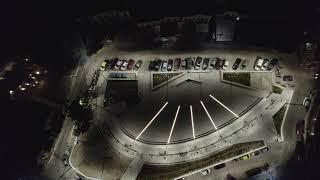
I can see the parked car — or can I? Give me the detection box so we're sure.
[186,58,193,70]
[200,169,211,175]
[127,59,135,70]
[114,59,123,70]
[120,60,128,70]
[232,58,241,70]
[155,59,162,71]
[100,59,109,71]
[214,163,226,169]
[216,59,225,69]
[267,58,279,70]
[168,59,173,71]
[223,60,229,70]
[149,61,155,71]
[181,59,187,69]
[134,60,143,70]
[161,61,168,71]
[283,75,293,81]
[108,58,117,69]
[254,57,264,71]
[174,58,181,70]
[240,59,248,69]
[210,58,218,69]
[302,97,310,107]
[203,58,209,70]
[261,59,270,71]
[195,56,202,70]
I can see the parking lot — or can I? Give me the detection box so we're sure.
[68,47,297,179]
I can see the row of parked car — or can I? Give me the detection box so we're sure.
[254,56,279,71]
[149,56,279,72]
[149,57,235,71]
[100,58,143,71]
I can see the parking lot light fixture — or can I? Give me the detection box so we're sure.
[190,105,195,140]
[200,101,217,130]
[136,102,168,140]
[167,106,181,144]
[209,94,239,118]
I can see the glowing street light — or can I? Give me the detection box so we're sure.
[209,94,239,118]
[200,101,217,130]
[167,106,181,144]
[136,102,168,140]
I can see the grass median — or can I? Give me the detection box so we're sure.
[153,73,181,87]
[223,72,251,86]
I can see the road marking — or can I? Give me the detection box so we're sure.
[190,105,195,139]
[200,101,218,130]
[136,102,168,140]
[167,106,181,144]
[209,94,239,118]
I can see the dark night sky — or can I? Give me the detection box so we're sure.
[0,0,316,58]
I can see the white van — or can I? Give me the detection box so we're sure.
[223,60,229,69]
[254,57,263,71]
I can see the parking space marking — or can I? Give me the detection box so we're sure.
[167,106,181,144]
[200,101,218,130]
[209,94,239,118]
[135,102,169,140]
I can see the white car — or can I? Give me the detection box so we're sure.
[161,61,168,71]
[200,169,211,175]
[120,60,128,71]
[302,97,310,107]
[254,58,264,71]
[114,59,123,70]
[222,60,229,69]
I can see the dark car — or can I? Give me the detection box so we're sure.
[155,59,162,71]
[240,59,248,69]
[216,59,225,69]
[174,58,181,70]
[203,58,209,70]
[134,60,143,70]
[186,58,193,70]
[181,59,187,69]
[267,58,279,70]
[127,59,135,70]
[108,58,117,69]
[214,163,226,169]
[168,59,173,71]
[232,58,242,70]
[195,56,202,70]
[149,61,155,71]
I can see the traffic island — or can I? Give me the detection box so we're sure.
[272,104,288,136]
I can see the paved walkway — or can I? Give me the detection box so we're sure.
[120,154,144,180]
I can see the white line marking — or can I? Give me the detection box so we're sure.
[167,106,181,144]
[136,102,168,140]
[209,94,239,118]
[190,105,195,139]
[200,101,218,130]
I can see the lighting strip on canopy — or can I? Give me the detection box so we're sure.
[200,101,217,130]
[167,106,181,144]
[209,94,239,118]
[135,102,168,140]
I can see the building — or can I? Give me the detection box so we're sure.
[215,14,236,41]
